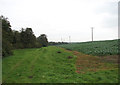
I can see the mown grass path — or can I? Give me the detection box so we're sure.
[3,47,76,83]
[3,49,40,82]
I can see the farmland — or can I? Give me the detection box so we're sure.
[57,39,119,56]
[2,46,118,83]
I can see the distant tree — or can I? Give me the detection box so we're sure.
[20,28,26,48]
[12,30,23,48]
[48,42,68,45]
[20,28,36,48]
[37,34,48,47]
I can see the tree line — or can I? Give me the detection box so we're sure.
[1,16,48,57]
[49,42,68,45]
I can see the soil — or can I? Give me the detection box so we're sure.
[57,51,61,53]
[67,56,73,59]
[99,55,119,64]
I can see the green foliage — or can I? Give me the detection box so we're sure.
[2,39,13,57]
[57,39,118,56]
[37,34,48,47]
[1,16,13,57]
[20,28,37,48]
[2,46,118,83]
[12,30,23,48]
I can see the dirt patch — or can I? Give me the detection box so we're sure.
[57,51,61,53]
[99,55,119,64]
[67,56,73,59]
[66,48,72,51]
[73,51,118,74]
[28,76,33,79]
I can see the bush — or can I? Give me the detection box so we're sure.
[2,39,13,57]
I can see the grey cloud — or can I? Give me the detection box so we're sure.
[101,16,117,28]
[95,1,118,16]
[95,1,118,29]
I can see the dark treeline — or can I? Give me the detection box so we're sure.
[49,42,68,46]
[1,16,48,57]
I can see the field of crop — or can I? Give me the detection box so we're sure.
[57,39,118,56]
[2,46,118,83]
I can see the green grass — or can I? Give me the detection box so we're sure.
[57,39,118,56]
[2,46,118,83]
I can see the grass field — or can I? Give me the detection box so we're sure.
[2,46,118,83]
[57,39,118,56]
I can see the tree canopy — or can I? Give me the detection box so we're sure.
[37,34,48,47]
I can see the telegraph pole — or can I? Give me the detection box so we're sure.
[91,27,94,41]
[61,37,63,42]
[69,36,71,43]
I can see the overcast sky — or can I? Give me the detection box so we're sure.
[0,0,119,42]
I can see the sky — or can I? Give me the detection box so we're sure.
[0,0,119,42]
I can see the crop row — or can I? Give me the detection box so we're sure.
[57,39,119,56]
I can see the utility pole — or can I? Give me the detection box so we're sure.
[61,37,63,42]
[69,36,71,43]
[62,38,64,42]
[91,27,94,41]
